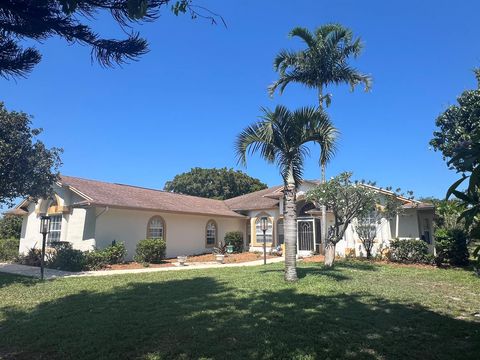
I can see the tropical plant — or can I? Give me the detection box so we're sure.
[434,228,469,267]
[0,1,223,78]
[306,172,377,267]
[354,187,408,259]
[236,105,337,281]
[269,23,371,247]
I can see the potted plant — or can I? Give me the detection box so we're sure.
[213,242,227,264]
[177,255,187,266]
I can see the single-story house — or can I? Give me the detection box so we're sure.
[8,175,435,260]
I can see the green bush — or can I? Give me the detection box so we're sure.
[224,231,244,253]
[48,242,85,272]
[434,228,469,267]
[0,238,19,262]
[102,242,127,264]
[84,250,108,271]
[134,238,166,264]
[389,238,430,264]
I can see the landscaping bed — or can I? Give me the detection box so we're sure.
[181,252,277,264]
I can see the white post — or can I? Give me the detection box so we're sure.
[395,213,399,238]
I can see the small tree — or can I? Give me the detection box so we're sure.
[354,189,406,259]
[306,172,375,267]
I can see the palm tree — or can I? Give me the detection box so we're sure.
[236,105,337,281]
[269,24,371,258]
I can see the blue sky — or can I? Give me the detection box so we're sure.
[1,0,479,199]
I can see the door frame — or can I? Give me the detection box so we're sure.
[296,218,316,254]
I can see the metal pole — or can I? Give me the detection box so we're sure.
[40,233,46,281]
[263,230,266,265]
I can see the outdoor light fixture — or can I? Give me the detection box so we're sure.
[40,215,51,236]
[39,215,51,281]
[260,216,268,265]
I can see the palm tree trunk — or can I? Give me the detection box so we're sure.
[324,241,335,267]
[284,172,298,282]
[318,87,328,257]
[320,164,327,255]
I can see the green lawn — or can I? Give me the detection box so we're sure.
[0,261,479,360]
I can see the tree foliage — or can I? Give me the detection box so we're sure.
[0,0,223,79]
[430,69,480,173]
[0,215,22,239]
[164,168,267,200]
[306,172,409,265]
[354,188,406,259]
[235,105,337,281]
[269,24,371,109]
[0,102,62,206]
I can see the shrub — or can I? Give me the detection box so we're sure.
[102,242,127,264]
[0,238,19,262]
[389,238,430,264]
[224,231,244,253]
[48,242,85,272]
[434,228,469,267]
[134,238,166,264]
[84,250,108,271]
[20,247,43,266]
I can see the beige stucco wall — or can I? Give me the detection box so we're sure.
[19,184,98,254]
[94,208,246,260]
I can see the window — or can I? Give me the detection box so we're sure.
[147,216,165,239]
[276,219,284,245]
[255,216,273,243]
[206,220,217,247]
[246,220,251,246]
[47,215,62,244]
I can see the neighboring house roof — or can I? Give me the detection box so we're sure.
[224,186,283,211]
[58,176,246,218]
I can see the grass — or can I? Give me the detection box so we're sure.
[0,260,479,359]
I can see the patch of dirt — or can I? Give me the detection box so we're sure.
[182,252,278,264]
[103,252,279,269]
[301,255,325,263]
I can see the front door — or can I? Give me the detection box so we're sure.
[297,219,315,252]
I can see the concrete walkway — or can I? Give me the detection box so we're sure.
[0,257,285,280]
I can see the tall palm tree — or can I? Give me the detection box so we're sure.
[236,105,337,281]
[269,24,371,257]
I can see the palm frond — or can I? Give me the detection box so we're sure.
[289,27,316,48]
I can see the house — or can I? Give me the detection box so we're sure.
[8,175,435,260]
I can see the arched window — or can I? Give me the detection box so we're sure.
[276,219,284,245]
[299,202,316,217]
[147,216,165,239]
[206,220,217,247]
[255,216,273,243]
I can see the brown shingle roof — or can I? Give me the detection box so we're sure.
[224,186,282,211]
[59,176,245,218]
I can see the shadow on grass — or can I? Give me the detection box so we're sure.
[1,274,479,360]
[0,273,37,289]
[261,260,379,281]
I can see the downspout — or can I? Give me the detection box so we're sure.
[96,206,109,219]
[395,213,399,238]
